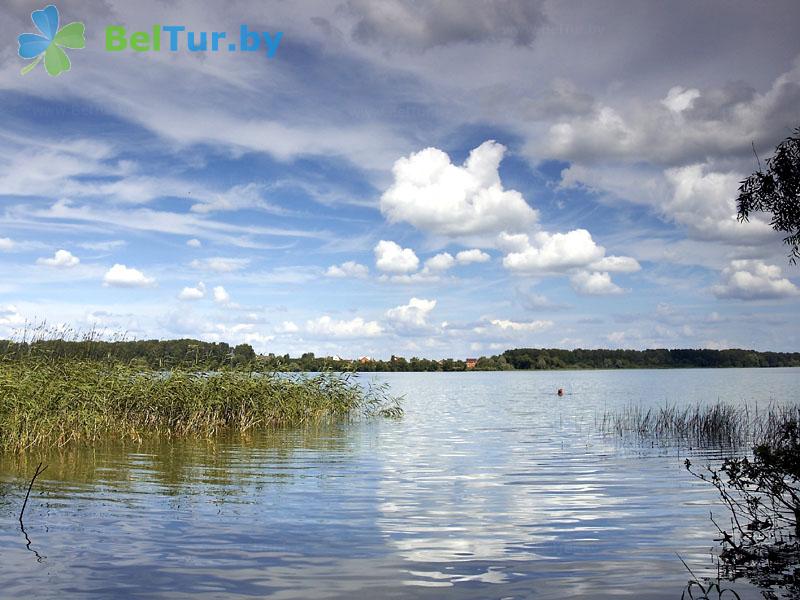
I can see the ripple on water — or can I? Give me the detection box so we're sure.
[1,368,797,599]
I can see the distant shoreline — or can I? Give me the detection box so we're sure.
[4,338,799,371]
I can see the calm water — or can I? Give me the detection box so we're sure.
[2,368,799,599]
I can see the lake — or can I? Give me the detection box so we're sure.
[1,368,798,599]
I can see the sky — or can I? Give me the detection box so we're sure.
[0,0,799,359]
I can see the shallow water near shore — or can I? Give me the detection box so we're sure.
[1,368,798,599]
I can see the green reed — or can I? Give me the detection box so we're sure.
[599,402,800,447]
[0,353,401,452]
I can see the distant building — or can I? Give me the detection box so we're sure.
[466,357,478,369]
[358,356,372,364]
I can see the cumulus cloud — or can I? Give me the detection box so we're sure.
[456,249,491,264]
[539,61,800,166]
[661,86,701,113]
[213,285,231,305]
[276,321,300,334]
[502,229,604,273]
[0,305,24,327]
[178,282,206,300]
[374,240,420,273]
[559,162,773,246]
[36,249,80,268]
[190,257,250,273]
[103,264,156,288]
[424,252,455,272]
[712,260,798,300]
[472,317,554,341]
[663,164,774,243]
[305,315,383,338]
[570,271,623,295]
[344,0,546,51]
[186,238,202,248]
[0,238,15,251]
[419,249,490,275]
[326,261,369,278]
[497,232,531,253]
[486,319,553,332]
[386,297,437,327]
[381,141,538,238]
[589,255,641,273]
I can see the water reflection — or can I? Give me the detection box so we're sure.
[0,368,798,599]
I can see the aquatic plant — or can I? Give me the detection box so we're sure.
[599,402,800,448]
[685,415,800,597]
[0,350,401,452]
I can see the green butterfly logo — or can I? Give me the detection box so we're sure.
[18,4,85,76]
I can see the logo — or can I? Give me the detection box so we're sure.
[104,25,282,57]
[18,4,85,77]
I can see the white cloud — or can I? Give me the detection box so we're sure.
[186,238,202,248]
[570,271,623,295]
[386,297,437,327]
[0,305,24,327]
[213,285,231,305]
[326,261,369,278]
[190,257,250,273]
[712,260,798,300]
[589,255,641,273]
[487,319,553,332]
[0,238,15,251]
[189,183,264,213]
[424,252,455,272]
[178,282,206,301]
[661,86,701,113]
[455,249,490,264]
[305,316,383,338]
[502,229,605,273]
[374,240,420,274]
[103,264,156,288]
[379,272,443,284]
[663,165,773,243]
[539,62,800,166]
[472,317,554,341]
[78,240,126,252]
[36,249,80,268]
[381,140,538,237]
[497,232,531,253]
[558,163,773,245]
[276,321,300,334]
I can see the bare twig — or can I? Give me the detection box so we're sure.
[751,141,762,172]
[18,462,47,525]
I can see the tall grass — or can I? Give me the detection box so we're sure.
[600,402,800,447]
[0,347,401,452]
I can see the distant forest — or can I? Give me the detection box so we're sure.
[2,338,799,371]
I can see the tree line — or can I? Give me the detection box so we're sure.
[3,338,797,370]
[0,338,257,369]
[0,339,800,372]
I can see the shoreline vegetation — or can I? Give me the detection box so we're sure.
[601,402,800,447]
[0,337,402,452]
[604,400,800,596]
[3,338,798,372]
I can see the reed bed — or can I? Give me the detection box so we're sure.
[599,402,800,447]
[0,356,402,452]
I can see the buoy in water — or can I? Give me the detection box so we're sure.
[557,388,564,397]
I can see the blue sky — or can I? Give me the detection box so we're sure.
[1,0,799,358]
